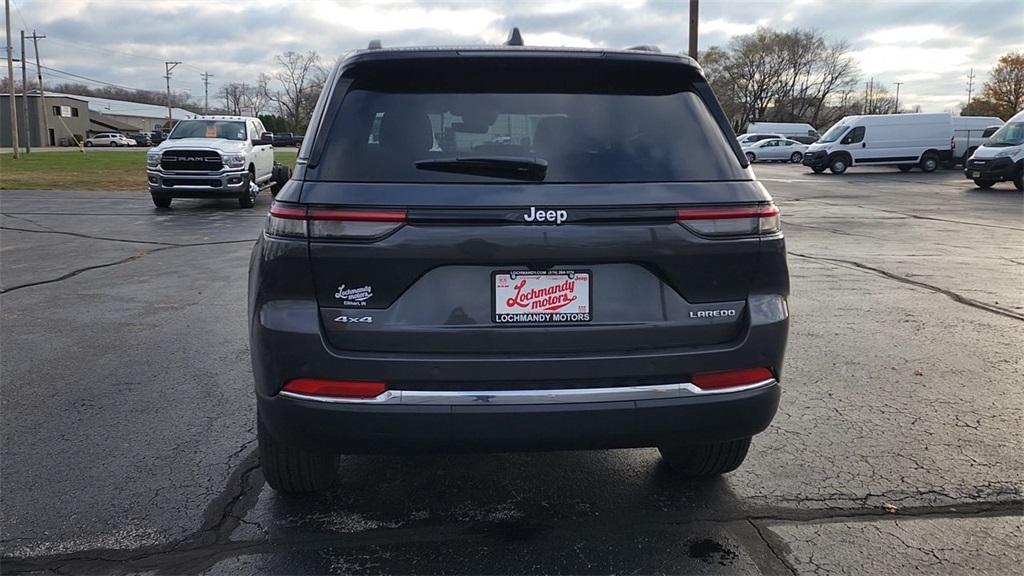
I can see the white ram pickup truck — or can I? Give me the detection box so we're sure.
[146,115,290,208]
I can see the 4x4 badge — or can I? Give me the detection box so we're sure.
[333,315,373,323]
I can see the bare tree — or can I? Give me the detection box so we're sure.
[268,51,324,130]
[243,74,272,117]
[704,28,860,131]
[221,82,246,115]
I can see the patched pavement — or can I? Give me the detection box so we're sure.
[1,167,1021,574]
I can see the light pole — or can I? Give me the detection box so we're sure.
[894,82,903,113]
[688,0,699,59]
[5,0,20,158]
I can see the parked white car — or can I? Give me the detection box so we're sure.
[737,133,784,146]
[84,133,134,147]
[742,138,808,163]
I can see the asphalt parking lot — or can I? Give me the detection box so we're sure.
[1,165,1021,575]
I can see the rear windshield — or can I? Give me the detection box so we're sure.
[311,59,746,183]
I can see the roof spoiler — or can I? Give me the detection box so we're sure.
[626,45,661,53]
[504,27,524,46]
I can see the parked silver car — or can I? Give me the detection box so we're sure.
[742,138,808,163]
[84,133,134,147]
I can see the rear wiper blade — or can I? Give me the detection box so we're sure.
[415,156,548,182]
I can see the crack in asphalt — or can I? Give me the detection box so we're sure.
[0,239,256,295]
[748,520,799,576]
[790,252,1024,322]
[1,449,265,575]
[3,483,1020,575]
[864,206,1024,232]
[1,225,180,247]
[785,197,1024,232]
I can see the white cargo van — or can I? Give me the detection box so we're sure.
[802,113,953,174]
[964,109,1023,190]
[747,122,820,144]
[736,133,785,146]
[952,116,1004,166]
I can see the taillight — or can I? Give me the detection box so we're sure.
[676,204,780,237]
[282,379,388,399]
[692,367,775,390]
[266,203,407,240]
[266,204,307,238]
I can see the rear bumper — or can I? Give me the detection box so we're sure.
[258,380,780,452]
[964,158,1019,181]
[147,169,249,197]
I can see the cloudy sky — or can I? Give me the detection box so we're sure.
[8,0,1023,113]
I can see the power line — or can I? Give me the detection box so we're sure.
[36,63,153,92]
[9,0,29,31]
[46,37,169,65]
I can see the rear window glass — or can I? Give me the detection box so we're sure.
[311,59,746,183]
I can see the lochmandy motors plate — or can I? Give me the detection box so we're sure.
[493,270,591,324]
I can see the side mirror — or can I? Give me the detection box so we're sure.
[255,132,274,146]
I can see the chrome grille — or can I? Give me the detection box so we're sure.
[160,150,222,171]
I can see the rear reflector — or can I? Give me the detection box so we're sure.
[282,379,388,399]
[266,203,406,240]
[677,204,780,237]
[692,367,775,390]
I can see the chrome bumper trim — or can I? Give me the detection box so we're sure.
[278,379,777,405]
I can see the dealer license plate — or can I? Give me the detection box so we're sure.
[971,171,981,178]
[493,270,591,324]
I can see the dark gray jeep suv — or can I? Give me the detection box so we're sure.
[249,37,789,493]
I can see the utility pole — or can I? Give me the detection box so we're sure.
[893,82,903,114]
[965,68,975,115]
[866,77,874,114]
[688,0,699,59]
[5,0,20,158]
[164,61,181,129]
[200,71,213,114]
[20,29,30,152]
[28,31,48,146]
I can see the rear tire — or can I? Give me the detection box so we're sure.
[973,179,995,189]
[829,155,849,174]
[85,141,93,147]
[659,437,752,476]
[259,418,338,493]
[919,153,939,173]
[111,142,119,147]
[745,152,756,164]
[790,151,803,163]
[897,165,913,172]
[270,164,291,196]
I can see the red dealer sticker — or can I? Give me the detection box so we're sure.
[493,270,591,324]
